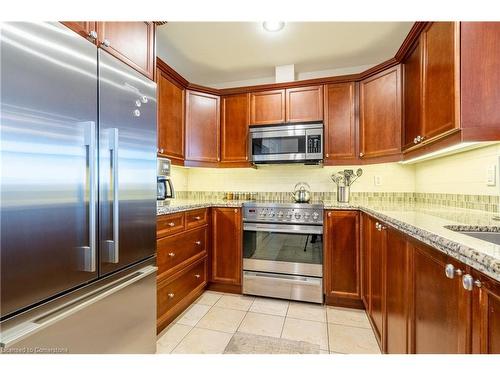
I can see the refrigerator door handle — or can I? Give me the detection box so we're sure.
[0,265,157,349]
[104,128,120,264]
[79,121,97,273]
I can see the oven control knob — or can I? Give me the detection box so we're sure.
[294,213,301,219]
[277,211,284,218]
[312,212,320,221]
[258,211,266,218]
[268,212,275,217]
[286,212,293,219]
[304,212,310,220]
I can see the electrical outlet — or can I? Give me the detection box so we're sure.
[487,164,496,186]
[374,175,382,186]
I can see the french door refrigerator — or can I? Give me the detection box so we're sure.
[0,22,157,353]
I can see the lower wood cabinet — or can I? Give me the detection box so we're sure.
[210,207,242,293]
[323,210,361,308]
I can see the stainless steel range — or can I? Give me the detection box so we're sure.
[242,202,324,303]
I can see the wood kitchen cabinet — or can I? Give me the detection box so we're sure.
[285,85,323,123]
[249,89,286,125]
[157,66,185,164]
[324,210,361,308]
[61,22,98,43]
[359,65,402,160]
[361,214,371,310]
[210,207,242,293]
[402,41,422,150]
[97,22,155,80]
[220,94,250,166]
[185,90,220,166]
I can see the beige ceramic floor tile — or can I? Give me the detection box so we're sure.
[328,324,381,354]
[237,312,285,338]
[171,327,233,354]
[175,303,211,326]
[319,349,330,354]
[249,297,289,316]
[326,306,371,328]
[196,291,224,306]
[214,294,255,311]
[196,306,246,333]
[287,301,326,322]
[281,317,328,350]
[156,324,192,354]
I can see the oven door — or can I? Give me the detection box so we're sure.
[243,222,323,277]
[250,128,307,163]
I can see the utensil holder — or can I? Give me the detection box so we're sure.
[337,185,350,203]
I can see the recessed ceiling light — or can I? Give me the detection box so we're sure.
[263,21,285,32]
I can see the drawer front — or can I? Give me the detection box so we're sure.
[157,259,207,319]
[157,213,185,238]
[186,208,208,229]
[157,227,207,276]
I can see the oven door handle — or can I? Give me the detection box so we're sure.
[243,222,323,235]
[244,271,322,285]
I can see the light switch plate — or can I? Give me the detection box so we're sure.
[487,164,496,186]
[374,175,382,186]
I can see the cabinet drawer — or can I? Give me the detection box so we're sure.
[157,213,185,238]
[157,227,207,277]
[157,258,207,320]
[186,208,208,229]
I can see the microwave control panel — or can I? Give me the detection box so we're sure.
[306,134,322,155]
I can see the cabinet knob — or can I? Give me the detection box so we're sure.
[194,216,201,220]
[359,152,364,158]
[413,137,418,144]
[88,30,98,40]
[326,153,329,158]
[168,293,175,298]
[195,241,201,245]
[327,212,331,217]
[168,222,175,227]
[234,209,238,213]
[462,274,482,291]
[194,274,201,279]
[445,264,463,279]
[102,39,111,47]
[168,252,175,257]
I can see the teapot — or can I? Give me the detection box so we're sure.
[291,182,311,203]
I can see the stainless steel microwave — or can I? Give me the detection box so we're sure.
[249,123,323,164]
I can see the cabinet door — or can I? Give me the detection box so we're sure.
[361,214,371,310]
[211,208,242,286]
[385,228,410,354]
[185,90,220,164]
[285,85,323,123]
[369,217,386,349]
[359,65,402,159]
[324,211,360,307]
[412,242,470,353]
[471,270,500,354]
[422,22,459,141]
[157,68,184,164]
[61,22,98,44]
[97,22,155,79]
[403,42,423,150]
[324,82,357,162]
[221,94,250,165]
[249,90,286,125]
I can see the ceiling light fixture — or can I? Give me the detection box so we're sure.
[263,21,285,32]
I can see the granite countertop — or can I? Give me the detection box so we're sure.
[157,199,500,282]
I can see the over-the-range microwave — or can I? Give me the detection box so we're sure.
[249,123,323,164]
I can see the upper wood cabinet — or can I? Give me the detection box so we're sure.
[359,65,402,160]
[285,85,323,123]
[220,94,250,165]
[97,22,155,79]
[157,67,185,164]
[61,22,98,44]
[211,207,242,287]
[324,82,357,163]
[402,42,423,150]
[324,210,361,308]
[185,90,220,165]
[250,90,286,125]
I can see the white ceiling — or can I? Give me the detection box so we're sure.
[156,22,414,88]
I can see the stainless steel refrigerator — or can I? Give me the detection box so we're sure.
[0,22,157,353]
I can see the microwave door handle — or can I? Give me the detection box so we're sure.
[166,178,175,199]
[104,128,119,264]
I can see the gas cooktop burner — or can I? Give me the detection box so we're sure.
[242,202,324,225]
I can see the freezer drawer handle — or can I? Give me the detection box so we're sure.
[104,128,120,264]
[0,265,157,349]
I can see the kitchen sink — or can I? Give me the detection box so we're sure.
[448,230,500,245]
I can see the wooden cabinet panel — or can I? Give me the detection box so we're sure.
[385,228,410,354]
[422,22,459,140]
[412,242,470,353]
[324,82,357,162]
[211,207,242,286]
[250,90,286,125]
[221,94,250,164]
[359,65,402,159]
[61,22,98,44]
[285,85,323,123]
[157,213,185,238]
[369,217,386,347]
[157,68,185,163]
[185,90,220,164]
[403,42,423,150]
[186,208,208,230]
[97,22,155,79]
[361,214,371,310]
[471,270,500,354]
[324,210,361,308]
[461,22,500,138]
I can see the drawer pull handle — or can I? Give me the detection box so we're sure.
[168,252,175,257]
[168,222,175,227]
[194,274,201,279]
[194,216,201,220]
[195,241,201,245]
[168,293,174,298]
